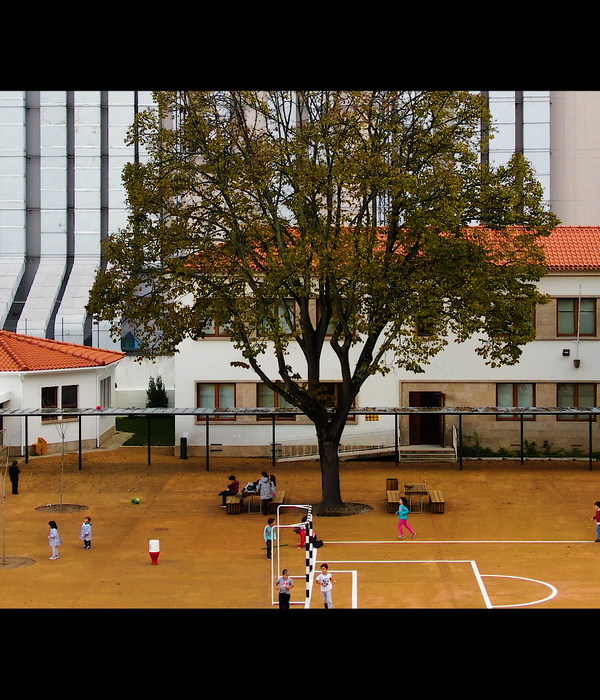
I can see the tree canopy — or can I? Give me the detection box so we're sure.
[88,91,559,513]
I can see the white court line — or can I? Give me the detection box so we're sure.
[325,559,491,608]
[302,541,567,608]
[322,559,561,609]
[325,559,484,563]
[482,575,558,608]
[470,560,493,609]
[323,571,358,609]
[326,539,590,544]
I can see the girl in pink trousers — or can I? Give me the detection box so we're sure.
[396,497,416,539]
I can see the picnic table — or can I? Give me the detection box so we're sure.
[404,483,428,513]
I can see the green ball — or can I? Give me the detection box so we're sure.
[131,497,140,504]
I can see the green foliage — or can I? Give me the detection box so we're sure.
[146,375,169,408]
[116,416,174,446]
[87,91,559,510]
[460,432,594,459]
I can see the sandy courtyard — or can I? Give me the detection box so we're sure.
[1,438,600,610]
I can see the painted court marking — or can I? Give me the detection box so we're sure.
[311,538,568,608]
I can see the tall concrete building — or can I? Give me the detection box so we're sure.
[0,91,155,348]
[0,90,598,351]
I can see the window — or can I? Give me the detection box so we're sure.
[41,386,58,421]
[202,319,231,337]
[557,298,596,336]
[496,383,536,420]
[256,384,296,420]
[318,382,357,420]
[316,300,337,336]
[196,382,236,420]
[41,385,78,422]
[258,300,296,336]
[121,331,141,352]
[100,377,112,408]
[557,383,596,420]
[61,385,78,410]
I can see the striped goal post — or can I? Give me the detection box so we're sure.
[270,504,316,608]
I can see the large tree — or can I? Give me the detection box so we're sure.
[88,91,558,513]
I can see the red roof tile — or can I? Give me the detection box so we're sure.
[541,226,600,271]
[0,331,125,372]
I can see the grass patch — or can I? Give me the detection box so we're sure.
[116,416,175,446]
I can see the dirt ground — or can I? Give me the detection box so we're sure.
[2,435,600,610]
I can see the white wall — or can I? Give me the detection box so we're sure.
[172,271,600,453]
[0,363,120,455]
[114,355,174,408]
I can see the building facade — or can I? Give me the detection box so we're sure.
[170,226,600,458]
[0,330,124,455]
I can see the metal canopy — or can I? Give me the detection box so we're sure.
[1,406,599,417]
[4,405,598,473]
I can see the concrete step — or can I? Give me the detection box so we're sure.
[399,447,456,462]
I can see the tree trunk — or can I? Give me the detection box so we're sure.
[316,430,346,514]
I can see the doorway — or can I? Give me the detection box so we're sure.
[408,391,445,446]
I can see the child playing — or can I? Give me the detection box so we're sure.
[79,516,92,549]
[592,502,600,542]
[48,520,62,560]
[264,517,277,560]
[316,563,337,608]
[275,569,294,609]
[396,497,416,539]
[294,515,323,549]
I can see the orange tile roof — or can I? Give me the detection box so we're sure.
[541,226,600,271]
[0,331,125,372]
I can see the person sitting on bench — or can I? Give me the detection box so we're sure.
[218,475,240,508]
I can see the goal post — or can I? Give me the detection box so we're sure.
[270,504,315,608]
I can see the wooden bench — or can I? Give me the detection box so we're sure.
[429,490,445,514]
[387,490,401,513]
[226,494,244,514]
[268,491,286,513]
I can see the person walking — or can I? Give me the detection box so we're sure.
[264,517,277,560]
[396,497,416,540]
[257,471,275,515]
[79,516,92,549]
[8,460,20,495]
[48,520,62,560]
[592,502,600,542]
[276,568,294,609]
[316,563,337,608]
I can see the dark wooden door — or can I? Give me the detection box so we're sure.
[408,391,445,445]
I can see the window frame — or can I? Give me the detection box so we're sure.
[100,377,112,408]
[557,383,597,421]
[557,298,597,337]
[202,319,232,338]
[195,382,237,421]
[257,299,297,337]
[316,381,357,422]
[61,385,78,410]
[256,383,297,421]
[41,384,78,422]
[496,383,536,421]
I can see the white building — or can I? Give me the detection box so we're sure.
[172,226,600,458]
[0,330,124,455]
